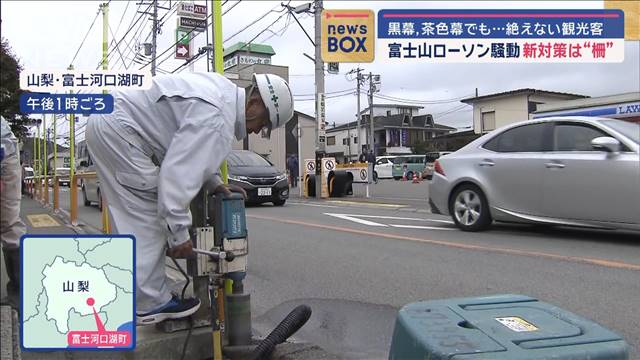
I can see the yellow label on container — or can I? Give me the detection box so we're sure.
[495,316,539,332]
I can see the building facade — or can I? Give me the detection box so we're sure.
[325,112,454,162]
[461,89,588,134]
[533,92,640,123]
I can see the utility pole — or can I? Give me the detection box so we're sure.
[151,0,158,76]
[356,68,362,157]
[314,0,324,199]
[101,2,109,71]
[368,72,374,154]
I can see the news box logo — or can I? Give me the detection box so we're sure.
[321,9,375,63]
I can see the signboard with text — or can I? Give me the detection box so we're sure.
[178,16,207,31]
[175,28,191,59]
[322,9,375,63]
[376,9,625,63]
[177,2,207,19]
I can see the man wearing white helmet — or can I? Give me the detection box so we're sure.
[86,72,294,324]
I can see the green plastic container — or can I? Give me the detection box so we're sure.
[389,294,629,359]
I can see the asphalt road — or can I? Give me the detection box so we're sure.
[49,185,640,358]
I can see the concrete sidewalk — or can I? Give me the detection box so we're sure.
[1,196,334,359]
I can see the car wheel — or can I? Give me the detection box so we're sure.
[273,200,286,206]
[449,184,491,231]
[97,189,103,211]
[82,186,91,206]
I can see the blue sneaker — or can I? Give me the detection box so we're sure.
[136,294,201,325]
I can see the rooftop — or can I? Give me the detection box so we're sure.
[223,42,276,57]
[327,114,455,133]
[460,88,588,104]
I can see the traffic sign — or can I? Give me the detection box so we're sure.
[175,29,191,59]
[178,16,207,31]
[328,62,339,74]
[176,44,189,59]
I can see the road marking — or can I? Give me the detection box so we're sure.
[26,214,60,228]
[350,214,453,224]
[288,202,342,209]
[247,214,640,272]
[326,200,407,208]
[390,224,455,231]
[324,213,454,228]
[324,213,388,227]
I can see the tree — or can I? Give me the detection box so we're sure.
[411,140,437,154]
[1,37,34,139]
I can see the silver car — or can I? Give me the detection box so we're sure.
[429,117,640,232]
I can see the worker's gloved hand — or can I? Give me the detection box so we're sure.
[213,183,247,200]
[167,240,194,259]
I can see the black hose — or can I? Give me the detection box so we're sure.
[250,305,312,360]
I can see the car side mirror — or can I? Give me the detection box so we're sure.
[591,137,620,153]
[79,160,89,167]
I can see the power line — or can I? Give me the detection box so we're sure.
[98,1,153,69]
[295,92,356,101]
[142,11,213,70]
[373,93,474,105]
[294,88,355,97]
[223,0,242,16]
[233,8,290,73]
[69,8,101,66]
[223,4,284,44]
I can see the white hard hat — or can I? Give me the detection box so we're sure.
[252,73,294,131]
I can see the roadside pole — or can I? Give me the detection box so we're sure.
[35,122,40,200]
[43,115,49,205]
[32,124,37,198]
[53,114,59,210]
[314,0,325,199]
[212,2,226,359]
[68,65,77,225]
[102,2,111,233]
[151,0,158,76]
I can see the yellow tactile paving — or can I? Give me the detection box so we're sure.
[26,214,61,228]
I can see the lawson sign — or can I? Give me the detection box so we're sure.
[533,102,640,119]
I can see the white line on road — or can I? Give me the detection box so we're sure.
[350,214,454,224]
[390,224,455,231]
[288,202,342,209]
[324,213,388,227]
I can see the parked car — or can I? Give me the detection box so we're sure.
[392,155,427,180]
[429,117,640,232]
[227,150,289,206]
[375,156,396,179]
[77,140,103,210]
[50,167,71,187]
[22,166,34,193]
[423,152,452,180]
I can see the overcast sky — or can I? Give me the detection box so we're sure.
[1,0,639,135]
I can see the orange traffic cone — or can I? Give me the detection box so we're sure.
[412,173,420,183]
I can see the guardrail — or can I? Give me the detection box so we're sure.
[24,172,111,234]
[72,172,111,233]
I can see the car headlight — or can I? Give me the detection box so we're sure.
[229,175,249,181]
[276,174,287,180]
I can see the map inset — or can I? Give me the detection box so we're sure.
[21,235,135,350]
